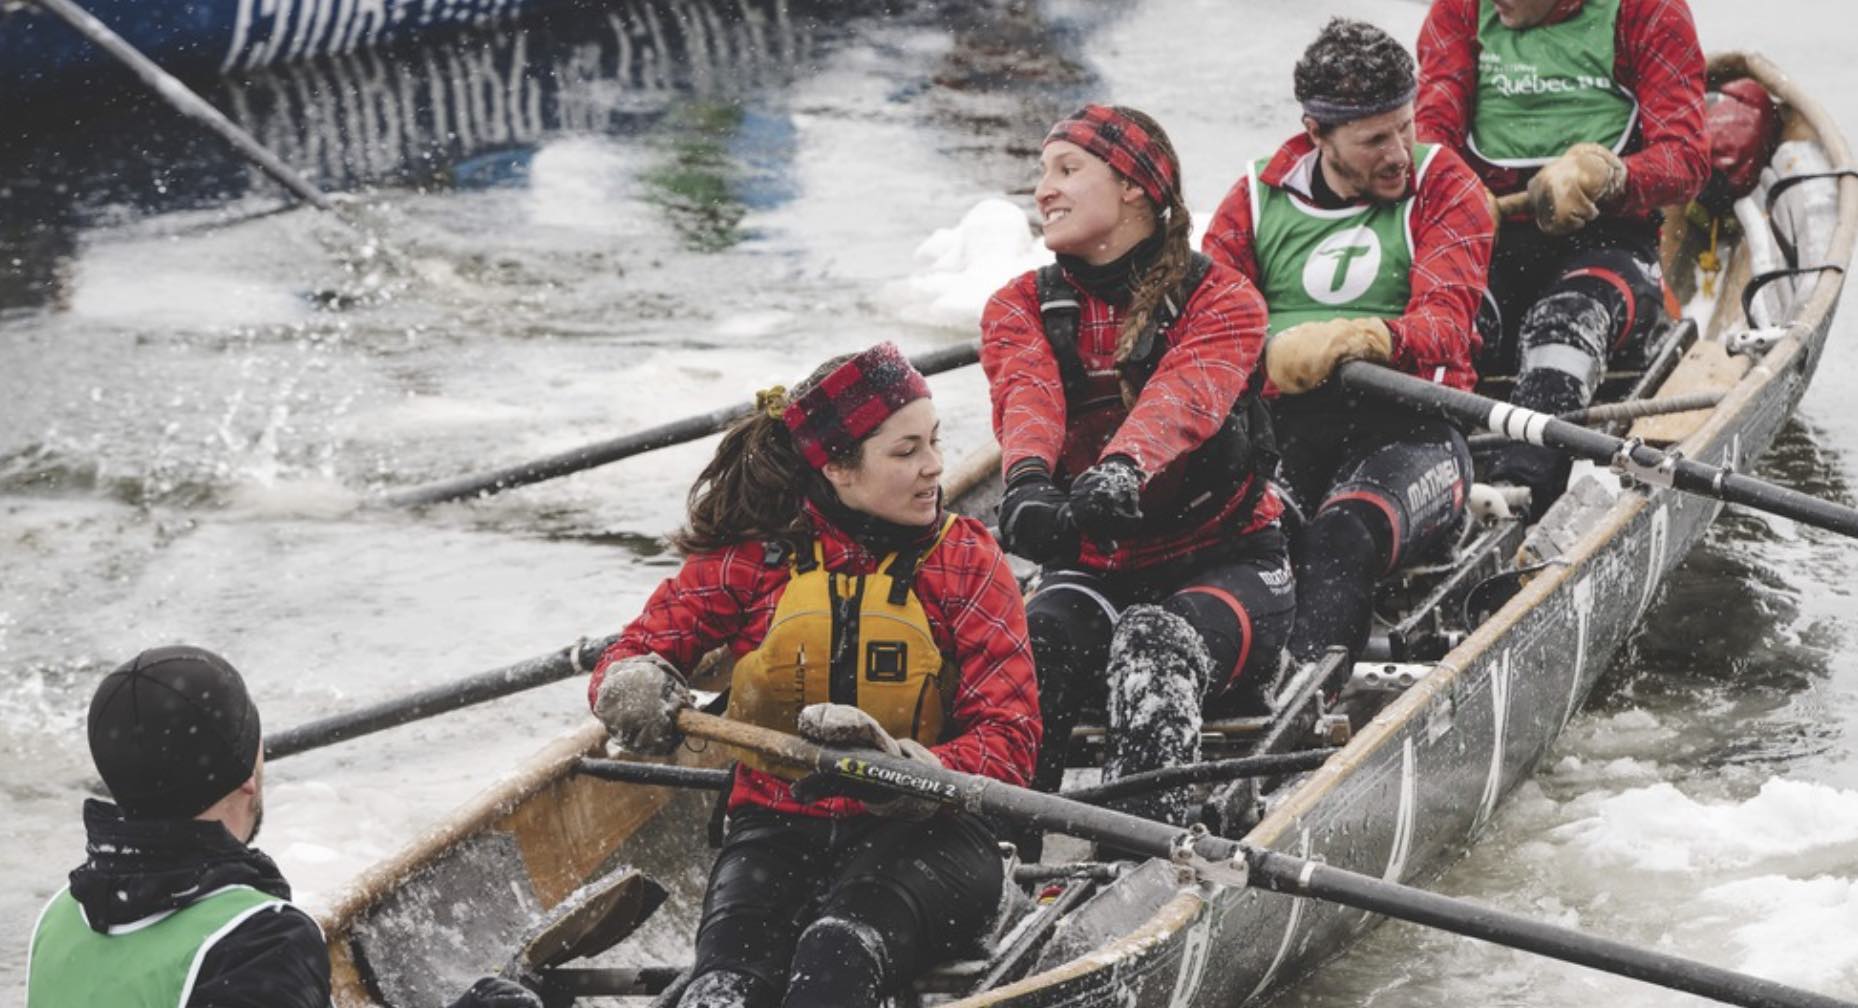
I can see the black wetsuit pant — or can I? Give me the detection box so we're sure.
[678,807,1002,1008]
[1273,393,1472,675]
[1478,218,1665,512]
[1022,527,1296,804]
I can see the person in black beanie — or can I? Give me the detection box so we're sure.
[26,645,542,1008]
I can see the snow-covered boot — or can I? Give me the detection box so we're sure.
[1103,604,1213,828]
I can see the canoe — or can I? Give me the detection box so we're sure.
[316,51,1857,1008]
[1,0,575,105]
[0,0,815,113]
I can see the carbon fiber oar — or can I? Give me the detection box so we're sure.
[676,709,1857,1008]
[1336,360,1858,538]
[264,635,617,759]
[385,341,982,507]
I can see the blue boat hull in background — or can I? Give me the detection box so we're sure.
[0,0,572,104]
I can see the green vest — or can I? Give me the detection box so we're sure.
[1468,0,1637,167]
[27,884,284,1008]
[1251,144,1438,335]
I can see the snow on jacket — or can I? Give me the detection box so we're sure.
[592,503,1040,817]
[980,259,1283,572]
[48,800,331,1008]
[1416,0,1708,225]
[1202,132,1492,393]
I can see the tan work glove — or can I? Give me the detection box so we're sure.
[796,703,944,820]
[1527,142,1627,236]
[592,653,691,755]
[1264,317,1393,394]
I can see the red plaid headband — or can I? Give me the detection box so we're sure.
[1043,105,1177,208]
[782,342,932,469]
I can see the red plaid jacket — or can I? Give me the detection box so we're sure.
[980,261,1282,572]
[1202,133,1492,392]
[1416,0,1709,225]
[591,504,1040,818]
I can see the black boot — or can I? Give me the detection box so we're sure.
[1103,605,1212,829]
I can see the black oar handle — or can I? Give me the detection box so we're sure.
[386,342,982,508]
[1335,361,1858,539]
[1248,848,1856,1008]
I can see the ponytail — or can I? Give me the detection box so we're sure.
[1108,106,1193,404]
[672,354,854,554]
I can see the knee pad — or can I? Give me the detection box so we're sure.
[785,915,889,1007]
[677,968,775,1008]
[1108,606,1212,699]
[1305,497,1392,573]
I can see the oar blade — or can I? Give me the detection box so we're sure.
[512,868,668,973]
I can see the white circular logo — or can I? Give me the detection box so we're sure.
[1300,226,1383,305]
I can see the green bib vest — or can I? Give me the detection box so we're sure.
[1251,144,1438,335]
[27,884,284,1008]
[1468,0,1637,167]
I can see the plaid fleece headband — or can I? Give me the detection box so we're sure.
[1043,104,1177,207]
[1300,82,1418,127]
[783,342,932,469]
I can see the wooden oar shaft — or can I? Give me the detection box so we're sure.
[31,0,335,212]
[264,635,616,759]
[682,710,1857,1008]
[1336,361,1858,539]
[1248,848,1855,1008]
[385,342,983,508]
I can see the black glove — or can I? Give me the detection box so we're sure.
[1068,456,1145,541]
[998,459,1079,563]
[446,976,543,1008]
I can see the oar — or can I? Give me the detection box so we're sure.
[267,442,1001,760]
[28,0,336,213]
[384,341,983,508]
[674,709,1855,1008]
[263,635,616,760]
[1335,360,1858,538]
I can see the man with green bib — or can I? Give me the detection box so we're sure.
[27,645,539,1008]
[1417,0,1707,516]
[1204,18,1493,687]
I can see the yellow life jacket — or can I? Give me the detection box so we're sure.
[726,516,958,777]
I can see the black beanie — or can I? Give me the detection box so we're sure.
[1294,18,1418,126]
[87,645,262,820]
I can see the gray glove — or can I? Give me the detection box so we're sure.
[797,702,902,755]
[796,703,944,820]
[445,976,542,1008]
[593,653,691,755]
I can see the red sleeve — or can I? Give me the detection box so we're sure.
[1415,0,1479,151]
[1612,0,1708,216]
[980,272,1070,476]
[1385,147,1492,389]
[920,518,1041,785]
[1103,270,1269,475]
[587,544,766,706]
[1201,175,1262,283]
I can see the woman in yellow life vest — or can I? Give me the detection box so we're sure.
[589,342,1040,1008]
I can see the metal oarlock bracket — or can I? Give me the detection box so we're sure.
[1609,437,1681,489]
[1724,324,1797,357]
[1170,825,1250,888]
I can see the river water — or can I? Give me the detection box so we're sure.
[3,0,1856,1003]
